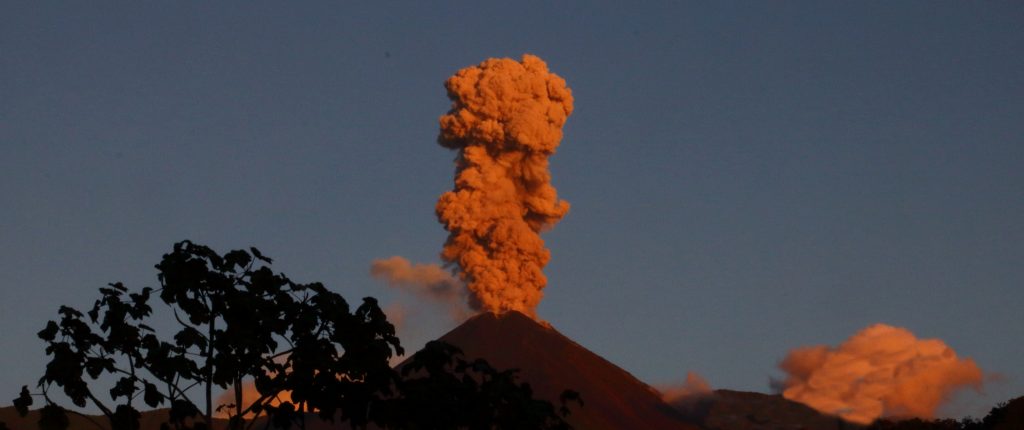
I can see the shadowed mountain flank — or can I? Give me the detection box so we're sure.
[435,311,697,430]
[670,389,860,430]
[0,407,228,430]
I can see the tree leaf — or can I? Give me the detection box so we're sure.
[250,247,272,264]
[173,326,206,350]
[143,382,164,408]
[38,321,60,342]
[84,357,114,379]
[13,385,32,417]
[224,250,252,270]
[110,377,136,400]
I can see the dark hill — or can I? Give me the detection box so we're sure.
[0,407,212,430]
[669,389,861,430]
[435,311,697,430]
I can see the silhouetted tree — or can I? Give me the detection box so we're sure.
[15,241,576,430]
[862,397,1024,430]
[866,417,962,430]
[17,241,401,430]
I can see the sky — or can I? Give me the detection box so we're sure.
[2,1,1022,420]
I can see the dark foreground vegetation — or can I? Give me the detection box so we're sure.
[4,241,579,430]
[664,389,1023,430]
[863,396,1024,430]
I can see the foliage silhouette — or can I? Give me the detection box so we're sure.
[15,241,576,430]
[864,397,1024,430]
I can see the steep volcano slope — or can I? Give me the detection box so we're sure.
[436,311,697,430]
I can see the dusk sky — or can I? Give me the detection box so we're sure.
[2,2,1022,420]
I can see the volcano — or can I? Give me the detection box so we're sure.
[434,311,697,430]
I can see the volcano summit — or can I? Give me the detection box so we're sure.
[435,311,698,430]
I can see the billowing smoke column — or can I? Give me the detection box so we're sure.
[435,54,574,319]
[778,323,983,424]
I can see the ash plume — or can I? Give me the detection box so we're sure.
[435,54,574,319]
[214,354,293,419]
[382,301,409,332]
[657,372,716,419]
[214,385,293,419]
[381,302,412,366]
[659,372,714,404]
[370,256,471,321]
[778,323,984,424]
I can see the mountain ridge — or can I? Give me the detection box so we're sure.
[435,311,697,430]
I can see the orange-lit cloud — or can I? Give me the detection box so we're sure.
[659,371,713,403]
[214,384,293,419]
[370,256,471,322]
[778,324,983,424]
[380,302,413,367]
[382,301,409,332]
[657,372,715,417]
[436,54,574,319]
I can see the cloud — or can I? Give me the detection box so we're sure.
[370,256,472,322]
[657,372,716,419]
[382,302,411,367]
[214,383,293,419]
[659,371,714,404]
[778,323,984,424]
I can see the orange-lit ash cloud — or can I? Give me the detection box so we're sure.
[370,256,471,322]
[778,323,983,424]
[436,54,574,319]
[214,385,293,419]
[381,302,410,367]
[659,371,713,403]
[382,301,409,332]
[658,372,715,417]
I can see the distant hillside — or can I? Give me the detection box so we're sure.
[4,392,1022,430]
[667,389,859,430]
[0,407,213,430]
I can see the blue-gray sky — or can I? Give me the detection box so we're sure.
[2,1,1022,419]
